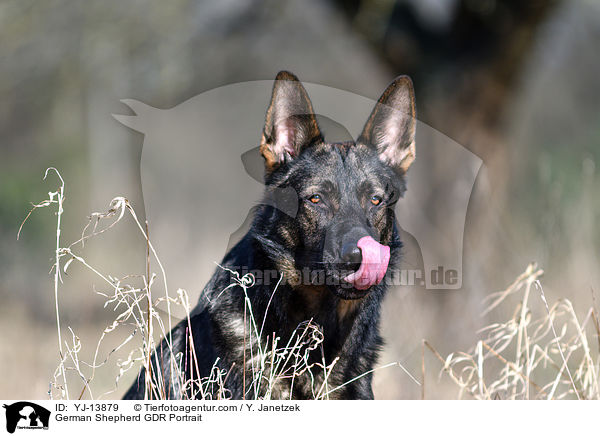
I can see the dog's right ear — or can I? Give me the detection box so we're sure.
[260,71,323,173]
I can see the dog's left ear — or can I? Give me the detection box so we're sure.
[261,71,323,173]
[358,76,416,174]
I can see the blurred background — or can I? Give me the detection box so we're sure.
[1,0,599,399]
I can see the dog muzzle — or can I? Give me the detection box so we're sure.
[343,236,390,291]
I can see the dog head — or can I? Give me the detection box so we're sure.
[258,71,416,300]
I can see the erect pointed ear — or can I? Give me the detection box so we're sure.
[358,76,416,174]
[260,71,323,173]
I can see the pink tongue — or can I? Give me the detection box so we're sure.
[343,236,390,291]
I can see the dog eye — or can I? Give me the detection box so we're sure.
[309,194,321,204]
[371,195,382,206]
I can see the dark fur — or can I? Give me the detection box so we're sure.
[124,71,416,400]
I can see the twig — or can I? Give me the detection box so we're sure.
[535,280,581,399]
[480,341,545,395]
[144,221,153,399]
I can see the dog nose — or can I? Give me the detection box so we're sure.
[341,242,362,271]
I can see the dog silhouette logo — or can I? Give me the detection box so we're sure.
[3,402,50,433]
[113,82,481,296]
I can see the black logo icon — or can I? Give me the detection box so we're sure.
[3,402,50,433]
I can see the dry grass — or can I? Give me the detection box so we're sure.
[424,263,600,400]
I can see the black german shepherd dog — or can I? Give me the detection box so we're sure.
[124,71,416,400]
